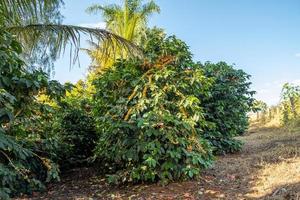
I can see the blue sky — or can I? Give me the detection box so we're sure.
[54,0,300,105]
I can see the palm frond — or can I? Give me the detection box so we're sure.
[141,0,160,18]
[84,0,160,71]
[7,24,142,65]
[86,4,104,15]
[0,0,62,25]
[86,4,121,18]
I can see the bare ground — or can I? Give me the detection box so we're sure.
[16,125,300,200]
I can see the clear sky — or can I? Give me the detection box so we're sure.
[54,0,300,105]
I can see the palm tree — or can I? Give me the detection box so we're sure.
[0,0,140,65]
[86,0,160,71]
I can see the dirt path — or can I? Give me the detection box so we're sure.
[17,127,300,200]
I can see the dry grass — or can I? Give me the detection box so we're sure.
[248,158,300,198]
[198,124,300,199]
[242,124,300,199]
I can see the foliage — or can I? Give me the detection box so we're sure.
[0,29,62,198]
[250,100,268,122]
[0,1,141,196]
[0,34,96,196]
[93,60,214,184]
[0,0,258,197]
[140,27,193,67]
[251,83,300,128]
[87,0,160,42]
[281,83,300,119]
[91,28,253,183]
[92,30,215,183]
[200,62,255,154]
[59,108,97,168]
[281,83,300,101]
[252,100,268,113]
[35,80,97,170]
[0,129,60,199]
[19,0,64,73]
[1,0,140,70]
[86,0,160,71]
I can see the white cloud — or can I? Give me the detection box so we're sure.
[78,22,106,29]
[295,53,300,57]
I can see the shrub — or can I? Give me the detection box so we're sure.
[93,61,214,184]
[140,27,193,66]
[0,29,61,198]
[91,28,255,183]
[59,108,97,168]
[0,123,60,199]
[200,62,255,154]
[92,28,217,183]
